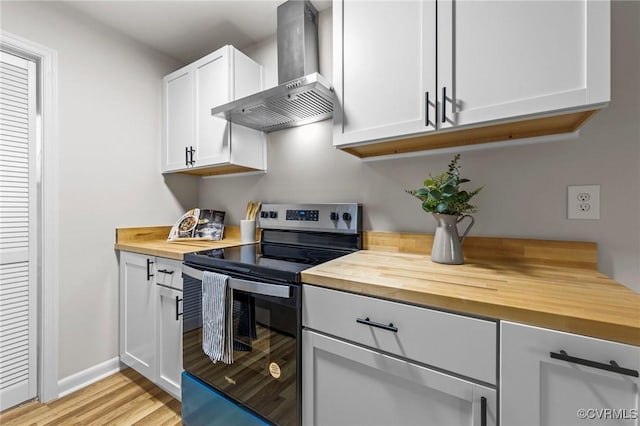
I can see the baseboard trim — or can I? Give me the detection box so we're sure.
[57,357,124,398]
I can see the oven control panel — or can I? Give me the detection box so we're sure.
[259,203,361,234]
[285,209,319,221]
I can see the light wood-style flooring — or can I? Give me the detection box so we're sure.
[0,368,182,425]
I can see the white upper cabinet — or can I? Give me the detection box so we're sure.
[333,0,436,145]
[437,0,609,129]
[164,70,194,171]
[193,49,232,167]
[162,45,265,176]
[333,0,610,155]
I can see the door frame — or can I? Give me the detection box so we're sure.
[1,30,59,403]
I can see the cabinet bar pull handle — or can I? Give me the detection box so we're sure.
[480,396,487,426]
[185,146,189,166]
[356,317,398,333]
[425,91,429,126]
[189,146,195,165]
[175,296,183,321]
[441,86,447,123]
[550,350,639,377]
[146,259,154,281]
[158,269,174,275]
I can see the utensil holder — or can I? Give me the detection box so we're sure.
[240,220,256,243]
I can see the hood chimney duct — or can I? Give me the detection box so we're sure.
[277,0,319,84]
[210,0,333,133]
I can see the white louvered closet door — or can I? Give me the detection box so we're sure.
[0,51,37,411]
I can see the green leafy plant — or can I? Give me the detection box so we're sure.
[406,154,483,215]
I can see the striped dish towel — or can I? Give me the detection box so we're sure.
[202,271,233,364]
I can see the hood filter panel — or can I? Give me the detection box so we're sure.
[211,73,333,133]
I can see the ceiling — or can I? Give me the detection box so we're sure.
[62,0,331,65]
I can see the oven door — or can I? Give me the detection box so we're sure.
[182,264,300,426]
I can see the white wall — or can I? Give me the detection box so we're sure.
[199,3,640,292]
[1,2,199,380]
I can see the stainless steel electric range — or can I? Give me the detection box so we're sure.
[180,203,361,426]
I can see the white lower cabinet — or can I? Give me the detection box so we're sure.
[501,321,640,426]
[156,285,183,399]
[303,284,496,385]
[119,251,156,381]
[302,285,497,426]
[119,252,183,400]
[303,330,496,426]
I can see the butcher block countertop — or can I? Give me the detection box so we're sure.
[114,226,248,260]
[302,233,640,347]
[116,227,639,345]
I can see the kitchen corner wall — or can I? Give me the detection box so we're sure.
[199,2,640,292]
[1,2,198,380]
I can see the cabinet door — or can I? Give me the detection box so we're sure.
[228,48,266,170]
[119,252,156,381]
[333,0,436,147]
[501,321,640,426]
[156,285,183,400]
[303,330,496,426]
[163,69,193,172]
[437,0,609,129]
[193,47,232,167]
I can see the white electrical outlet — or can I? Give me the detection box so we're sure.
[568,185,600,219]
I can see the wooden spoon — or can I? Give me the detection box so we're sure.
[252,202,262,221]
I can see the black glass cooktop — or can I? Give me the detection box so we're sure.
[183,243,355,283]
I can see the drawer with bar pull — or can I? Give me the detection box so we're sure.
[155,258,183,290]
[302,284,497,385]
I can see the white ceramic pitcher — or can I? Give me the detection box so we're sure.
[431,213,475,264]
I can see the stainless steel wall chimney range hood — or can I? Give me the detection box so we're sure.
[210,0,333,133]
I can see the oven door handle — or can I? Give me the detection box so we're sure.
[229,277,290,299]
[182,265,291,299]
